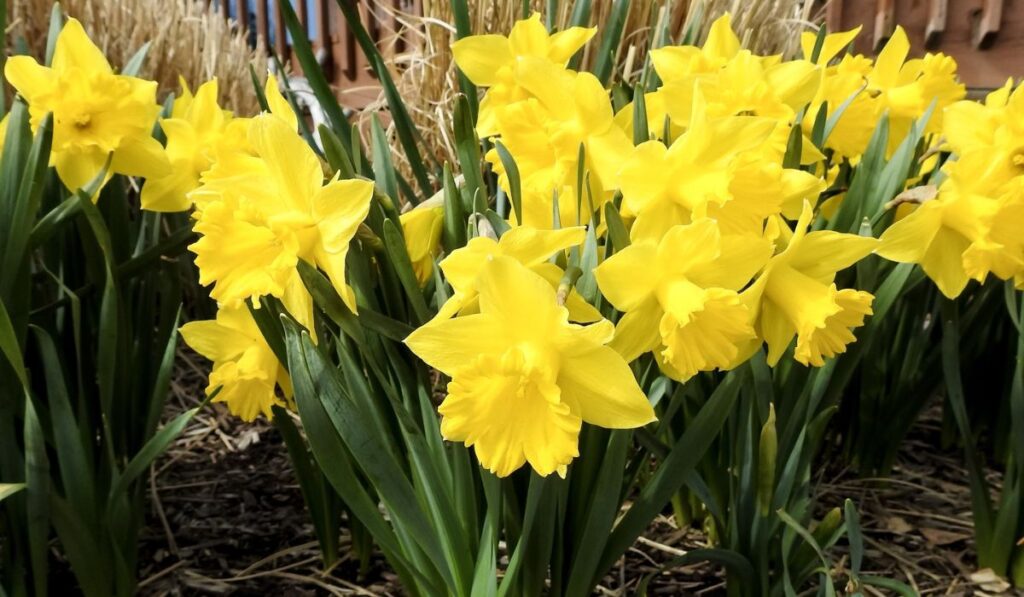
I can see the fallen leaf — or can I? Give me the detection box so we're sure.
[920,527,970,546]
[970,568,1011,594]
[884,516,913,534]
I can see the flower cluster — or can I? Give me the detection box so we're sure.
[878,81,1024,297]
[12,13,1010,480]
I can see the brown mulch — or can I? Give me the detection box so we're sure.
[136,352,1004,596]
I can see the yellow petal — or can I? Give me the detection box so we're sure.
[4,56,56,100]
[558,343,655,428]
[548,26,597,63]
[52,18,112,74]
[314,178,374,254]
[404,314,507,375]
[248,114,322,211]
[477,255,565,341]
[451,35,513,87]
[608,299,662,362]
[53,145,109,192]
[760,298,797,366]
[180,319,254,363]
[508,13,549,57]
[876,201,943,263]
[788,231,878,283]
[703,14,740,60]
[871,26,909,89]
[264,73,299,131]
[497,225,585,265]
[594,240,660,311]
[920,226,971,299]
[111,134,172,179]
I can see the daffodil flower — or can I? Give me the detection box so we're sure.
[180,278,312,421]
[595,219,771,381]
[616,92,821,240]
[142,79,248,212]
[743,204,877,366]
[867,26,965,155]
[405,256,655,477]
[451,12,596,136]
[4,18,169,192]
[189,114,373,311]
[433,225,600,323]
[400,200,444,285]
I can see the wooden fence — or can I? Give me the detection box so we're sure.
[821,0,1022,89]
[210,0,1022,99]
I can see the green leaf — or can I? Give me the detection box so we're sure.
[31,326,97,522]
[383,219,432,324]
[44,3,63,66]
[24,394,50,596]
[0,483,24,502]
[453,95,484,205]
[319,124,356,180]
[0,298,28,389]
[1,113,52,294]
[121,42,150,77]
[285,323,457,593]
[564,431,630,597]
[844,499,864,576]
[282,324,426,593]
[274,406,339,566]
[279,0,350,143]
[597,370,743,581]
[604,201,630,254]
[332,0,434,196]
[371,114,401,202]
[494,141,522,224]
[107,392,212,504]
[497,474,550,597]
[591,0,629,84]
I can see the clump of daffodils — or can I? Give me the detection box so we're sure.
[16,13,1018,479]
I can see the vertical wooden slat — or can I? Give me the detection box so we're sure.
[314,0,333,78]
[872,0,895,52]
[973,0,1004,49]
[238,0,250,32]
[273,0,288,60]
[824,0,843,37]
[256,0,270,48]
[297,0,308,27]
[925,0,948,50]
[221,0,231,22]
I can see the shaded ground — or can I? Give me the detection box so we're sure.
[137,352,1000,595]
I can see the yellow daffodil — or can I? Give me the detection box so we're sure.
[4,18,169,191]
[595,219,771,381]
[400,200,444,285]
[876,157,1006,298]
[485,60,631,228]
[451,12,596,136]
[800,27,862,66]
[433,225,600,323]
[616,94,822,240]
[867,27,965,155]
[180,277,313,421]
[649,14,741,82]
[142,78,247,212]
[189,113,373,311]
[405,255,655,477]
[943,79,1024,187]
[744,204,877,366]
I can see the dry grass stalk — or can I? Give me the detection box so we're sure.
[363,0,821,184]
[8,0,267,114]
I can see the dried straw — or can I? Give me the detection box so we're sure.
[362,0,820,181]
[8,0,267,114]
